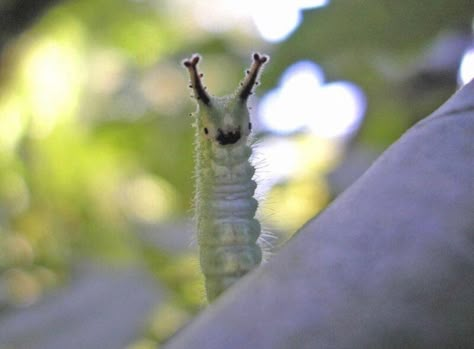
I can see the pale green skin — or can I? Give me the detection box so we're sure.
[194,96,262,301]
[185,54,267,302]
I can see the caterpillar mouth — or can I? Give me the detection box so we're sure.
[216,127,241,145]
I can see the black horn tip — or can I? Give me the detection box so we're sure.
[253,53,268,64]
[183,54,200,68]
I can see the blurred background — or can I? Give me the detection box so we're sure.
[0,0,473,347]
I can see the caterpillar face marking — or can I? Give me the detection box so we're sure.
[183,53,269,302]
[196,97,249,146]
[216,127,241,145]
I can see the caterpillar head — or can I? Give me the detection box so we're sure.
[183,53,269,146]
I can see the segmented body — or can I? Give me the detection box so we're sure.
[196,120,261,301]
[183,53,268,301]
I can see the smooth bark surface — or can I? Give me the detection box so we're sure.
[165,79,474,349]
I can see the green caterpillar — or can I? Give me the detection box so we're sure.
[183,53,269,302]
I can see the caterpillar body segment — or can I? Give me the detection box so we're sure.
[183,53,269,302]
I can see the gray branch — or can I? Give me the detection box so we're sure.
[165,79,474,348]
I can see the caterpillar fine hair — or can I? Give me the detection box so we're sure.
[183,53,269,302]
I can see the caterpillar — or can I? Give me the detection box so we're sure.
[183,53,269,302]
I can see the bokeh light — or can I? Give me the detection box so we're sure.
[458,47,474,85]
[258,60,366,138]
[120,174,179,224]
[22,38,84,138]
[252,137,300,196]
[252,0,329,42]
[0,94,26,153]
[179,0,328,42]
